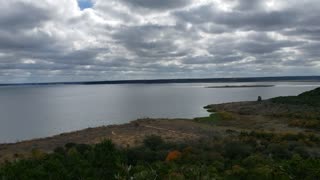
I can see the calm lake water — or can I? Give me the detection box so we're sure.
[0,82,319,143]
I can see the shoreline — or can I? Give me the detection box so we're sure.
[1,76,320,87]
[0,118,194,146]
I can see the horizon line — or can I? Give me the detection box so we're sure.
[1,75,320,86]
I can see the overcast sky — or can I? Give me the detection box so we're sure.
[0,0,319,83]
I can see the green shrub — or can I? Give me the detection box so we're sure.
[75,144,91,154]
[126,147,166,164]
[1,131,320,179]
[53,146,65,154]
[91,140,125,178]
[65,142,76,150]
[224,142,254,159]
[283,154,320,179]
[242,154,267,168]
[266,143,291,159]
[143,135,164,150]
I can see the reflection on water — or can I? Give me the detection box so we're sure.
[0,82,319,143]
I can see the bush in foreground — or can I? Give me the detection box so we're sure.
[1,132,320,179]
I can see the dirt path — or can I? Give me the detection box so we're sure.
[140,124,200,138]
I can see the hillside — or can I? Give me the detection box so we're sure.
[271,87,320,107]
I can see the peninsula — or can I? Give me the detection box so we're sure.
[206,84,275,88]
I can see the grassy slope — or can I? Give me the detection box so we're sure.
[271,87,320,107]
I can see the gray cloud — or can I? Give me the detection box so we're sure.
[174,3,299,31]
[119,0,192,10]
[112,25,191,59]
[0,1,52,30]
[234,0,265,11]
[0,0,319,83]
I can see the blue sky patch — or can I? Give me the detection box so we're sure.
[78,0,93,10]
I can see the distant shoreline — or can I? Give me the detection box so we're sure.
[0,76,320,87]
[206,85,275,88]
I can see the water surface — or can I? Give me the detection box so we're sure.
[0,82,319,143]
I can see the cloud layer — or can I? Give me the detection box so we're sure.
[0,0,319,83]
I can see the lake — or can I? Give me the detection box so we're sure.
[0,81,319,143]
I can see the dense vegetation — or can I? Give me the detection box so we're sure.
[1,132,320,179]
[271,87,320,107]
[270,87,320,130]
